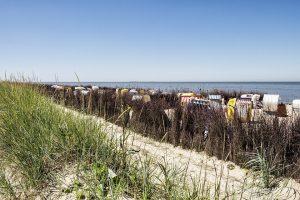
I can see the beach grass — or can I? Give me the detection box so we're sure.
[0,81,222,199]
[1,80,299,199]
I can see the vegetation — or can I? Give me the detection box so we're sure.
[0,81,222,199]
[46,84,300,182]
[0,81,299,199]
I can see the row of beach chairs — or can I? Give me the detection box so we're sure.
[51,85,300,123]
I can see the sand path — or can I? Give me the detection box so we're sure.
[72,107,300,200]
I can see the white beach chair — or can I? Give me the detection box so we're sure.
[51,85,64,90]
[240,94,261,109]
[292,100,300,114]
[91,86,99,90]
[75,86,85,90]
[132,95,143,101]
[209,95,222,109]
[149,89,158,95]
[240,94,253,99]
[262,94,280,112]
[81,90,90,96]
[129,89,138,95]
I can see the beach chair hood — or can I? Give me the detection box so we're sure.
[263,94,279,112]
[293,100,300,113]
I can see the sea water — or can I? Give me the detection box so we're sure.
[51,82,300,103]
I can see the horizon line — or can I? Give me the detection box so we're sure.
[42,81,300,83]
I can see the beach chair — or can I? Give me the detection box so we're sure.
[179,93,195,105]
[177,92,195,97]
[75,86,85,91]
[51,85,64,90]
[262,94,280,113]
[129,89,138,95]
[81,90,90,96]
[91,86,99,90]
[142,95,151,103]
[139,89,146,95]
[190,99,210,108]
[121,89,129,96]
[240,94,253,99]
[209,95,222,110]
[132,95,143,101]
[149,89,158,95]
[227,98,237,121]
[252,94,261,108]
[292,100,300,115]
[240,94,261,108]
[236,99,252,123]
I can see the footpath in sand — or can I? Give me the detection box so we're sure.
[68,107,300,200]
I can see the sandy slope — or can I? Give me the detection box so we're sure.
[72,108,300,200]
[1,107,300,199]
[94,118,300,199]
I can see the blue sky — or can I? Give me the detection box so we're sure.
[0,0,299,82]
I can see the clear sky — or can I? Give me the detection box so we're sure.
[0,0,299,82]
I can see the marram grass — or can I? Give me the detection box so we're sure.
[0,81,222,199]
[0,82,109,186]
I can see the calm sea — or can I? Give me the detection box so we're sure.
[52,82,300,103]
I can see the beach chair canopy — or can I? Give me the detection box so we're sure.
[75,86,85,90]
[129,89,138,95]
[190,99,210,107]
[149,89,158,95]
[132,95,143,101]
[227,98,237,108]
[81,90,90,96]
[142,95,151,103]
[177,93,194,97]
[91,86,99,90]
[227,98,237,121]
[121,88,129,95]
[181,95,203,105]
[139,89,145,95]
[252,94,260,101]
[240,94,260,101]
[292,100,300,112]
[263,94,279,112]
[51,85,64,90]
[209,95,222,100]
[181,96,195,104]
[241,94,253,99]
